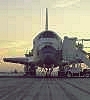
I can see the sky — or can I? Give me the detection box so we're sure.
[0,0,90,71]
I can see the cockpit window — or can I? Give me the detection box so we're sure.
[38,31,58,39]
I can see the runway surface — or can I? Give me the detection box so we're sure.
[0,78,90,100]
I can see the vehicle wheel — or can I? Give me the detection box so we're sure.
[84,73,90,78]
[66,72,72,78]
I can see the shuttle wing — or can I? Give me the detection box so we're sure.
[3,56,34,65]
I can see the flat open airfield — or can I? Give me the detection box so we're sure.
[0,78,90,100]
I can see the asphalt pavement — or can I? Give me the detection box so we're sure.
[0,78,90,100]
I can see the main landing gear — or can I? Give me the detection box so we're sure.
[24,64,36,77]
[24,64,54,77]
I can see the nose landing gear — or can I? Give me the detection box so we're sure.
[45,68,53,77]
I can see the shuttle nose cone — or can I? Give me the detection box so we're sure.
[43,54,55,64]
[39,45,57,65]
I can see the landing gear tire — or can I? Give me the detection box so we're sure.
[30,69,36,76]
[24,69,36,77]
[28,67,36,77]
[24,64,36,77]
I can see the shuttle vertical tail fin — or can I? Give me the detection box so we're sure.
[45,8,48,31]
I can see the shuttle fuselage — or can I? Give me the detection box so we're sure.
[33,30,62,68]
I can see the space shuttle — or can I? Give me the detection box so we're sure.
[3,8,90,76]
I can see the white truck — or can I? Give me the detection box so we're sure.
[58,65,90,78]
[64,66,82,77]
[58,66,81,77]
